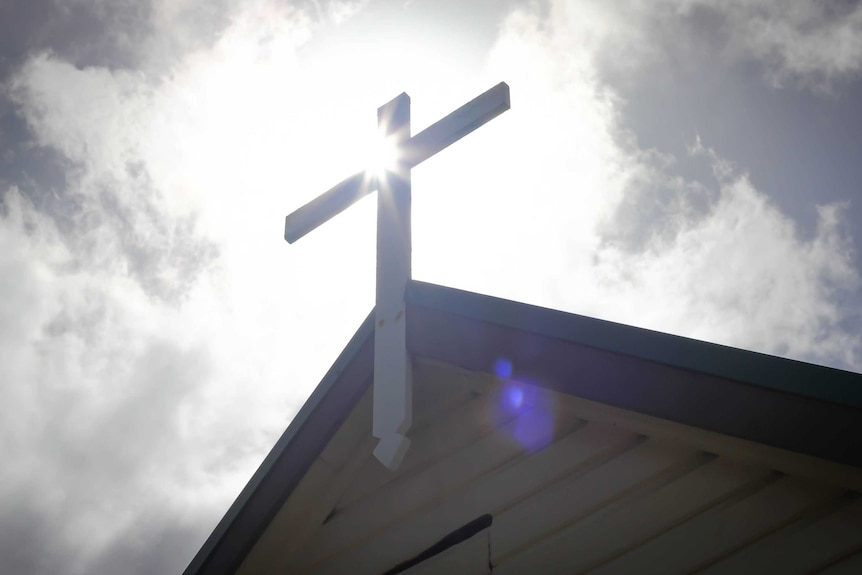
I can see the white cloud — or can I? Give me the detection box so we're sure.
[0,185,271,573]
[590,165,860,366]
[422,2,862,371]
[544,0,862,91]
[1,1,379,573]
[718,0,862,89]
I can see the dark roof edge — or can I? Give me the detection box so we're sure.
[405,281,862,408]
[182,310,376,575]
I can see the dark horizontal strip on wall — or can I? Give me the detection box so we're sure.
[382,514,493,575]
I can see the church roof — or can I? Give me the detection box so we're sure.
[184,280,862,575]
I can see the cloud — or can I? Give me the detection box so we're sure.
[590,149,861,367]
[0,0,152,80]
[0,1,377,573]
[538,0,862,92]
[0,186,235,574]
[716,0,862,90]
[433,2,862,371]
[8,56,219,304]
[0,171,326,573]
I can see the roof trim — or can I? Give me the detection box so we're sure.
[404,281,862,408]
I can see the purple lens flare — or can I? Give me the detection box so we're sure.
[492,358,555,452]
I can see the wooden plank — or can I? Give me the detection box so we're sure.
[401,527,490,575]
[413,356,500,398]
[294,400,587,571]
[818,548,862,574]
[235,458,336,575]
[373,92,412,470]
[410,358,476,412]
[237,388,374,574]
[401,82,510,168]
[553,392,862,492]
[336,360,523,509]
[335,374,512,511]
[492,439,696,560]
[319,386,373,466]
[697,495,862,575]
[241,388,376,572]
[299,421,640,574]
[406,357,499,434]
[246,434,378,574]
[241,365,492,574]
[588,476,839,575]
[284,171,373,243]
[493,456,769,575]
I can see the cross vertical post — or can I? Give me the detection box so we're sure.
[373,93,412,469]
[284,82,510,471]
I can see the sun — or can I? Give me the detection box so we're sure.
[365,130,400,180]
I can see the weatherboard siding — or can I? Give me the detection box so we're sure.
[819,550,862,574]
[235,356,862,575]
[399,529,489,575]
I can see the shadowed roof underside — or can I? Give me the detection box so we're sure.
[184,281,862,575]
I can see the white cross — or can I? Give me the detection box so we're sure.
[285,83,510,470]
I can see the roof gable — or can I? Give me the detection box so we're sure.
[185,281,862,575]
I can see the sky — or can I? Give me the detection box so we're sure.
[1,0,862,573]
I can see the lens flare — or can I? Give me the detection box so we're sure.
[514,399,554,452]
[505,385,525,409]
[500,380,533,416]
[365,131,399,180]
[494,358,513,379]
[492,359,555,453]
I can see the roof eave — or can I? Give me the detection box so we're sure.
[184,280,862,575]
[405,281,862,467]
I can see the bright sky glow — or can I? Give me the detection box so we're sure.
[365,130,400,180]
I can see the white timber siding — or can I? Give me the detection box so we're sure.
[236,357,862,575]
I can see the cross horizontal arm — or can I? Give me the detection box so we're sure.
[284,171,374,243]
[284,82,510,244]
[402,81,510,168]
